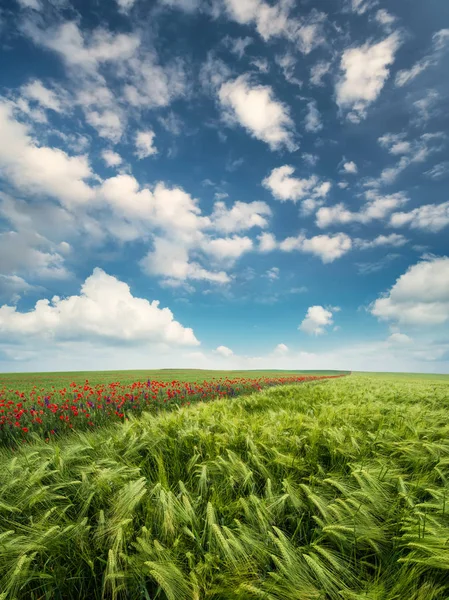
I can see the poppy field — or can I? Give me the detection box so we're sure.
[0,370,346,447]
[0,372,448,600]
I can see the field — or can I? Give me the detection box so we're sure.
[0,369,347,388]
[0,372,449,599]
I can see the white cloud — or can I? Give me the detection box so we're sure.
[371,256,449,326]
[316,191,408,228]
[387,332,412,345]
[262,166,330,210]
[304,100,322,132]
[200,52,232,93]
[395,60,431,87]
[425,162,449,180]
[16,0,41,9]
[257,232,277,253]
[336,33,401,121]
[375,9,396,27]
[0,268,199,346]
[303,152,319,166]
[116,0,137,11]
[221,0,326,54]
[215,345,233,357]
[218,75,297,151]
[202,235,253,263]
[273,343,289,355]
[0,231,70,280]
[389,201,449,233]
[160,0,201,11]
[0,102,95,208]
[224,35,253,59]
[24,21,140,71]
[395,28,449,87]
[250,58,270,73]
[280,233,352,263]
[265,267,279,280]
[355,233,408,249]
[21,79,64,112]
[86,109,124,143]
[342,160,358,174]
[101,149,122,167]
[140,237,230,284]
[412,90,440,125]
[135,130,158,159]
[275,53,302,87]
[375,131,445,185]
[0,274,37,303]
[299,305,334,335]
[349,0,378,15]
[210,200,271,233]
[124,53,186,109]
[310,60,331,86]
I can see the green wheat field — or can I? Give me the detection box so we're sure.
[1,370,449,599]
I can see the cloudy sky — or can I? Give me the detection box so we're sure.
[0,0,448,373]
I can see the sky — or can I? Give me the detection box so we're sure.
[0,0,448,374]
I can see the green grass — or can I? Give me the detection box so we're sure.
[0,368,348,389]
[0,374,448,599]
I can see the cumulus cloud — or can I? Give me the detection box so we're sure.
[299,305,335,335]
[215,345,234,357]
[0,102,94,208]
[273,343,289,354]
[221,0,327,54]
[21,79,65,113]
[262,165,331,213]
[336,34,401,121]
[374,131,446,185]
[355,233,408,249]
[101,149,122,167]
[23,20,185,142]
[275,53,302,87]
[371,256,449,326]
[316,191,408,228]
[24,20,140,72]
[389,201,449,232]
[0,231,70,280]
[265,267,279,280]
[375,9,396,27]
[0,268,200,345]
[135,130,158,159]
[218,75,297,151]
[140,237,230,284]
[387,332,412,345]
[210,200,271,233]
[310,60,331,86]
[0,100,270,287]
[257,232,277,252]
[342,161,358,174]
[304,100,322,132]
[0,274,39,306]
[116,0,137,11]
[280,233,352,263]
[202,235,253,263]
[348,0,378,15]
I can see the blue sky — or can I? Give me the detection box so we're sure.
[0,0,448,373]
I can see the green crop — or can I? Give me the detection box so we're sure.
[0,373,448,599]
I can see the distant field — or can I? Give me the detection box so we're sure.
[0,368,349,389]
[355,371,449,381]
